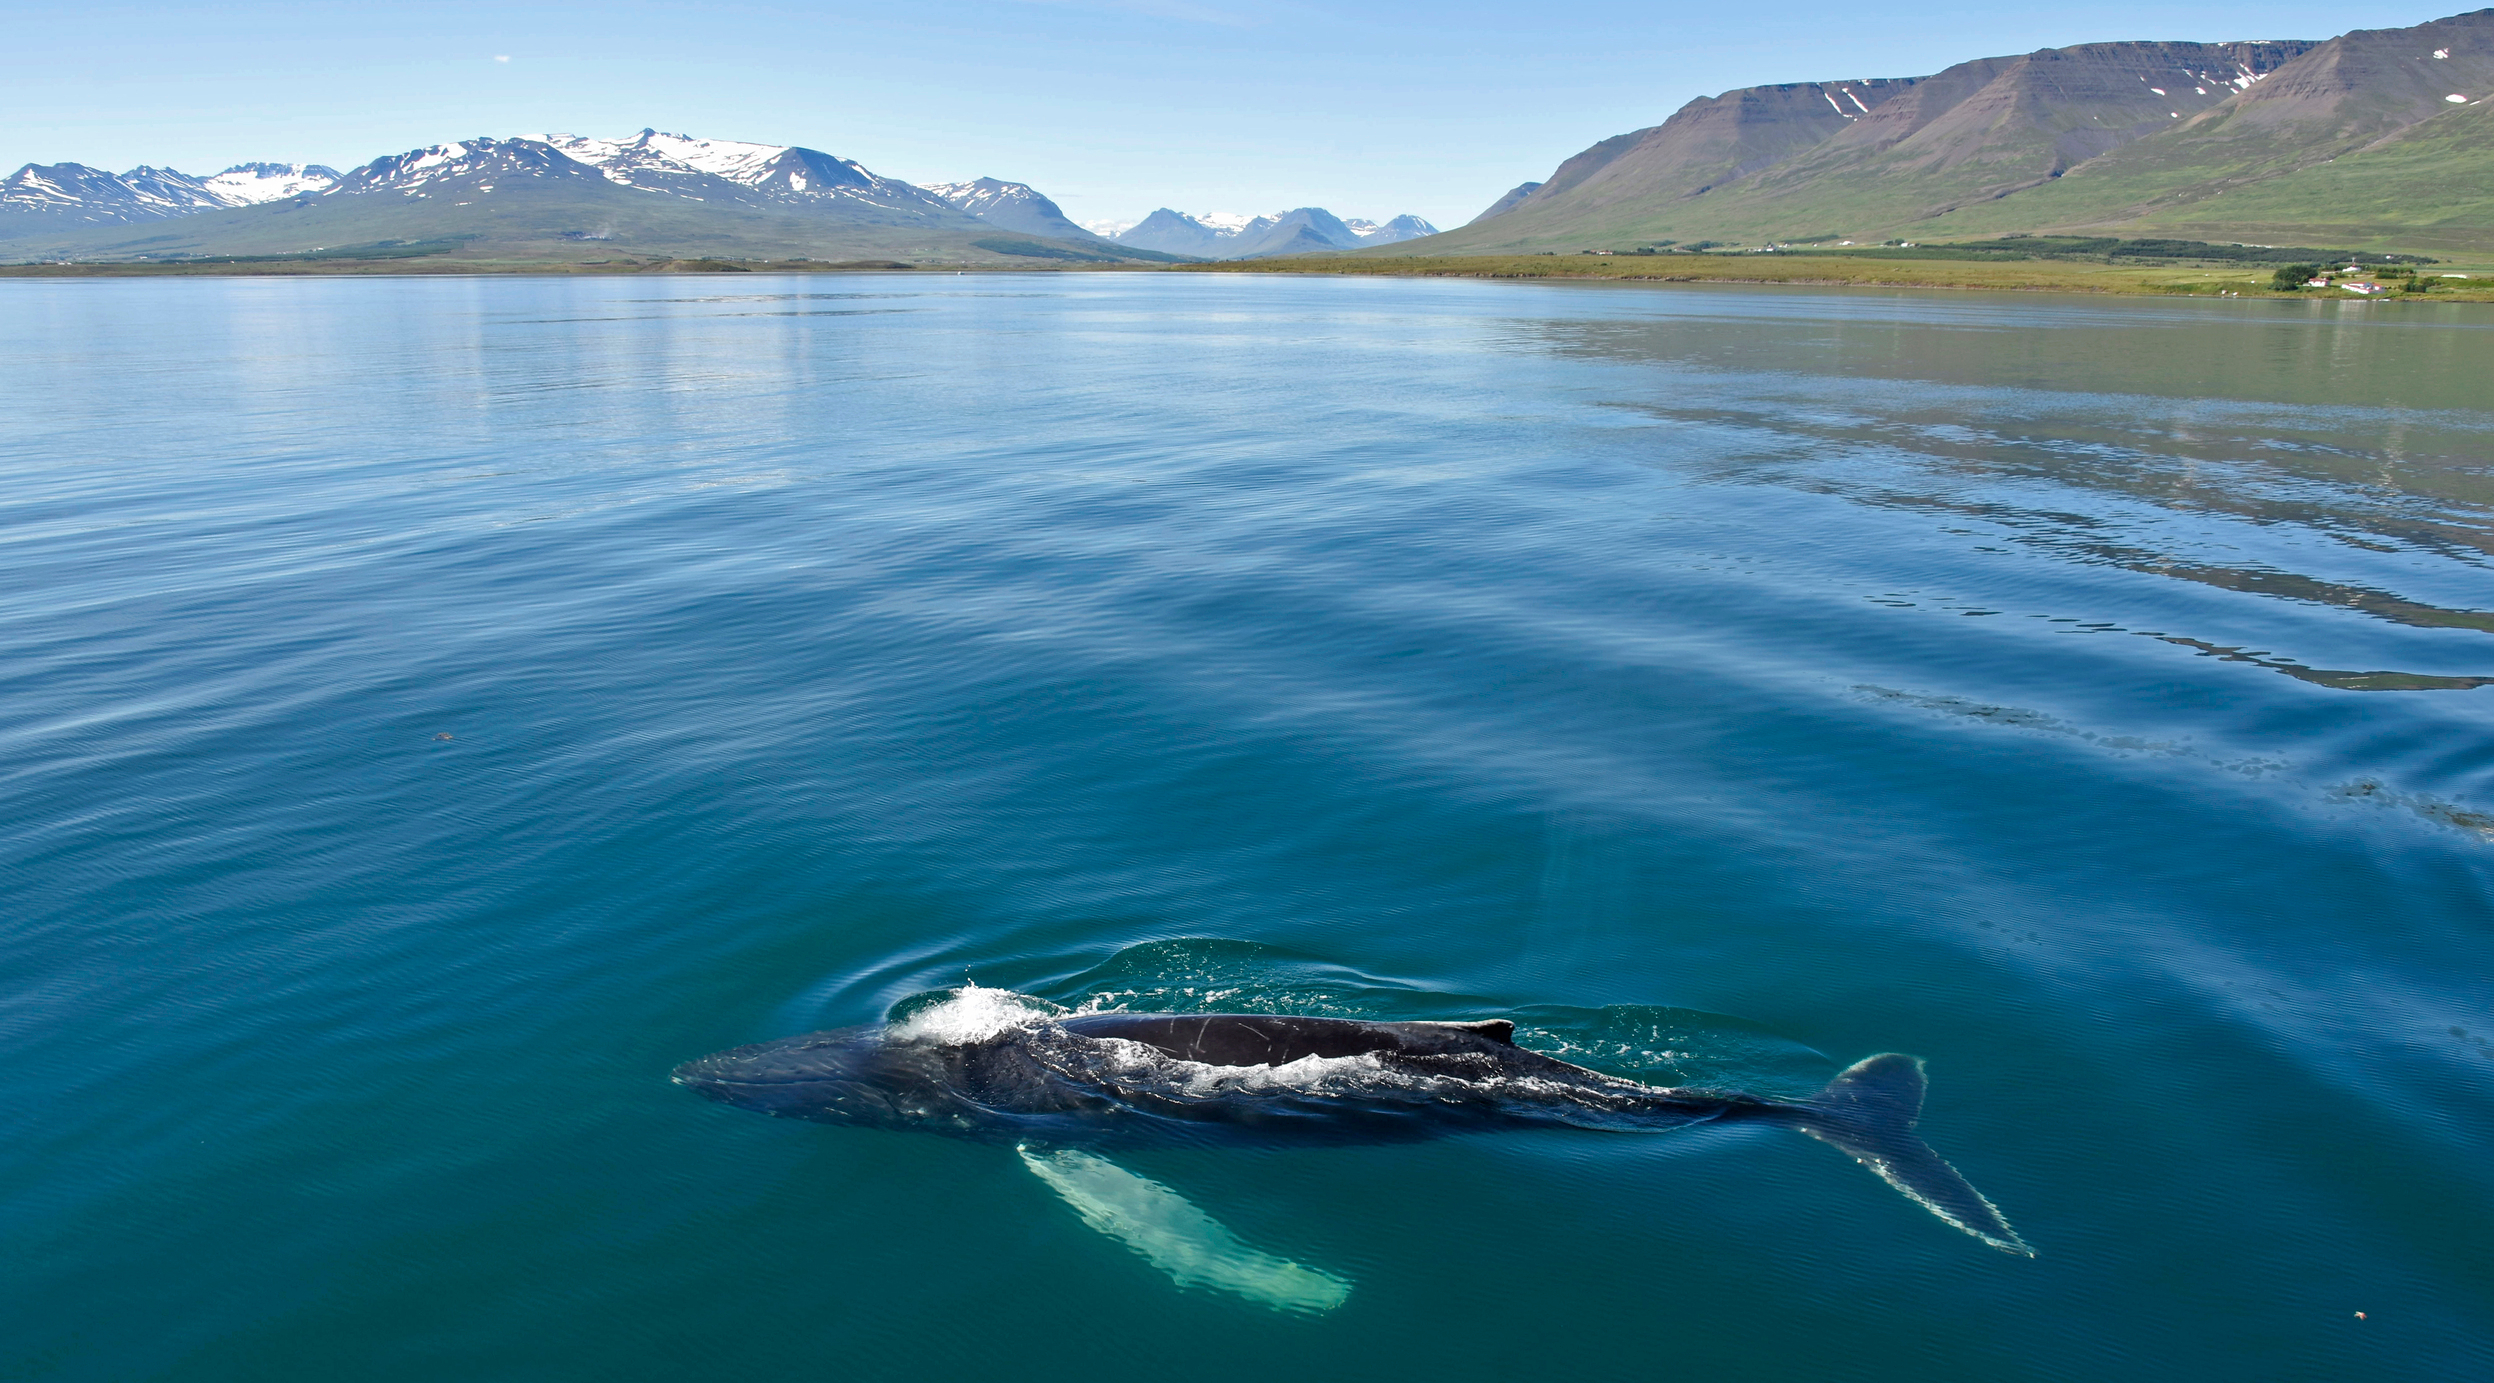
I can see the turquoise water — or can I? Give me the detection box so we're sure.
[3,273,2490,1379]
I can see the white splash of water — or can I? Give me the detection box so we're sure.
[1019,1148,1351,1314]
[891,984,1055,1043]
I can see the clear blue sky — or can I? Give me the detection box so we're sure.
[1,1,2463,228]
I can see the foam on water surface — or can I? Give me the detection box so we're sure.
[888,983,1061,1043]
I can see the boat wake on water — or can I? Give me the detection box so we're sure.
[675,984,2030,1311]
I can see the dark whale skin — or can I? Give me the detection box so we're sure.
[674,1005,2032,1255]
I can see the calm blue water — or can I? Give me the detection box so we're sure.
[3,273,2490,1380]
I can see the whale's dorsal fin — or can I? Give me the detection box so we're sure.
[1437,1019,1516,1044]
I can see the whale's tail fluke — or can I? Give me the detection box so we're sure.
[1793,1054,2032,1256]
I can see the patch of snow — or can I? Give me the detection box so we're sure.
[2449,94,2471,103]
[1844,87,1870,113]
[2150,87,2166,95]
[531,133,630,167]
[641,131,789,183]
[2435,48,2450,59]
[1081,218,1138,237]
[1191,211,1260,235]
[203,164,340,204]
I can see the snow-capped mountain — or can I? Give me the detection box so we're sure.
[3,133,1435,261]
[2,160,340,228]
[1344,214,1439,246]
[1112,206,1441,258]
[0,129,1177,265]
[923,177,1110,243]
[323,138,611,198]
[530,130,959,216]
[0,131,976,244]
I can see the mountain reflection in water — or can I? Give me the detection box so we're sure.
[1531,293,2494,690]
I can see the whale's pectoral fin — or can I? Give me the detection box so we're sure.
[1018,1147,1352,1313]
[1795,1054,2034,1257]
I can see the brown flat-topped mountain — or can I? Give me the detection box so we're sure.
[1424,9,2494,255]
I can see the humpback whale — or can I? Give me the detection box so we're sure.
[676,987,2029,1306]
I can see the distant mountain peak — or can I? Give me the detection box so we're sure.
[522,131,932,210]
[1111,205,1438,257]
[536,130,800,186]
[923,176,1124,246]
[1190,210,1263,234]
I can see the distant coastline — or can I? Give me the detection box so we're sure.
[8,250,2489,301]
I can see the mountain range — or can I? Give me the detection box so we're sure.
[0,133,1409,267]
[3,161,342,232]
[1110,207,1440,258]
[0,131,1176,265]
[0,138,1444,267]
[1426,8,2494,255]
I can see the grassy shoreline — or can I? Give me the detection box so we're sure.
[1177,253,2494,301]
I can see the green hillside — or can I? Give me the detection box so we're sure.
[2099,98,2494,251]
[22,188,1133,266]
[1412,9,2494,257]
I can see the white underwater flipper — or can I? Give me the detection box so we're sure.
[1018,1147,1351,1313]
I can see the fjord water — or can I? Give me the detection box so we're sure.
[3,273,2490,1380]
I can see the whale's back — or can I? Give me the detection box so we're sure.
[1059,1012,1519,1068]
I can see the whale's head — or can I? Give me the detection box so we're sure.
[673,1026,961,1129]
[675,989,1108,1138]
